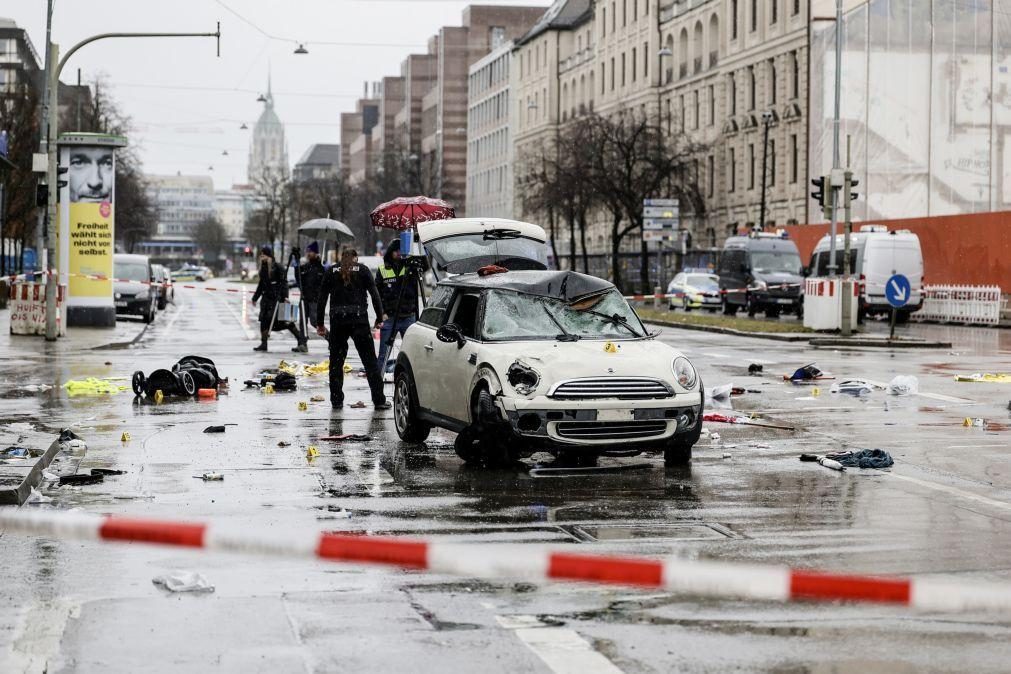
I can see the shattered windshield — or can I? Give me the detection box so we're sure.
[425,233,549,274]
[751,251,802,275]
[481,288,646,340]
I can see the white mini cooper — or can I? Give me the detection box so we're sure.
[393,219,704,466]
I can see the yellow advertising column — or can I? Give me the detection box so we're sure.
[57,132,127,327]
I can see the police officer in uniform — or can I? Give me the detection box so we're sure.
[375,238,418,374]
[316,248,390,409]
[251,245,306,352]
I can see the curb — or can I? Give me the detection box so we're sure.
[644,318,811,342]
[810,337,953,349]
[91,321,150,351]
[0,436,62,506]
[2,510,1011,614]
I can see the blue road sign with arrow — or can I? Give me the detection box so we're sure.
[885,274,911,308]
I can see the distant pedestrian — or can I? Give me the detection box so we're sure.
[298,241,326,346]
[316,249,389,410]
[251,245,306,352]
[375,238,418,374]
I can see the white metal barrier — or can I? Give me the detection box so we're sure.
[803,278,858,331]
[912,285,1004,326]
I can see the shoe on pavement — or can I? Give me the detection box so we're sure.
[253,343,268,352]
[292,343,308,353]
[374,402,392,411]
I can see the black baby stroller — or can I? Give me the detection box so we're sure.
[132,355,223,398]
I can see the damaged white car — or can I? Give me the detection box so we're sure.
[393,218,704,466]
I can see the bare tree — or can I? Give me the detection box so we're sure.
[251,167,291,260]
[193,214,227,264]
[0,83,40,275]
[581,109,706,292]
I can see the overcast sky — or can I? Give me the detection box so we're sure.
[6,0,548,190]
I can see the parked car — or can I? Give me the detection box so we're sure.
[174,264,211,282]
[114,253,157,323]
[151,264,174,310]
[718,232,804,318]
[393,218,704,468]
[808,226,923,321]
[667,271,722,312]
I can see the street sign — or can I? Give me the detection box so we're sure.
[642,206,680,219]
[885,274,911,308]
[644,218,679,230]
[643,198,679,207]
[643,229,674,242]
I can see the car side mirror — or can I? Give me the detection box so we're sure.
[802,266,811,278]
[436,323,466,349]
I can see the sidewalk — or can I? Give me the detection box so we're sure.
[0,308,150,355]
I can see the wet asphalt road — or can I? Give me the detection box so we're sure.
[2,283,1011,673]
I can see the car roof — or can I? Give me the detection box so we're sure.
[439,269,614,302]
[114,253,149,262]
[724,236,798,251]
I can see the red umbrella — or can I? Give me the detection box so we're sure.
[369,195,456,231]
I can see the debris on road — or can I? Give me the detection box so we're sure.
[197,388,217,400]
[203,425,226,433]
[830,380,876,396]
[278,358,331,377]
[826,449,894,469]
[320,434,372,442]
[133,356,225,400]
[748,363,763,375]
[709,383,733,400]
[963,417,986,427]
[310,395,325,403]
[703,412,796,431]
[888,375,919,396]
[244,370,297,391]
[298,401,308,411]
[277,440,291,447]
[196,472,224,481]
[954,373,1011,383]
[800,454,845,471]
[59,473,104,486]
[152,571,215,593]
[91,468,125,476]
[784,363,834,383]
[1,446,34,459]
[62,378,128,396]
[350,401,366,409]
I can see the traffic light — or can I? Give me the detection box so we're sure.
[810,176,825,204]
[844,171,859,206]
[35,184,48,207]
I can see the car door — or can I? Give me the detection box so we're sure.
[405,285,453,412]
[427,290,483,422]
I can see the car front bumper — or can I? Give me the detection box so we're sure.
[500,392,703,447]
[115,296,150,315]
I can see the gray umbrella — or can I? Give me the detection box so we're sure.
[298,218,355,242]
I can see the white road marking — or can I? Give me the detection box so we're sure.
[496,616,624,674]
[884,472,1011,513]
[209,289,258,341]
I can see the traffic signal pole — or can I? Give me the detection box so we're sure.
[827,0,843,279]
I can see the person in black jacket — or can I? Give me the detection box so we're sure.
[375,238,419,375]
[316,248,389,409]
[298,241,326,337]
[251,245,306,352]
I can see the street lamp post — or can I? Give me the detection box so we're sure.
[40,25,221,340]
[758,110,774,232]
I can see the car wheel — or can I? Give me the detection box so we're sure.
[157,297,167,311]
[683,297,691,312]
[664,441,693,466]
[394,369,431,443]
[142,305,153,324]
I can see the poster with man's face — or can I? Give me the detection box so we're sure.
[68,146,114,203]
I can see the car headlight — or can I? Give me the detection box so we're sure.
[749,280,768,291]
[507,360,540,396]
[136,288,149,299]
[672,357,697,389]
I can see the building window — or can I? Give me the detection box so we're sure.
[770,0,777,24]
[748,66,756,110]
[601,63,606,94]
[602,7,606,36]
[748,143,755,189]
[679,95,685,132]
[490,26,506,48]
[729,148,736,192]
[751,0,758,32]
[623,0,627,26]
[692,90,699,130]
[643,41,649,78]
[790,50,799,99]
[622,52,626,86]
[707,155,715,197]
[631,48,637,82]
[789,133,798,183]
[792,0,800,15]
[768,139,776,186]
[633,0,638,19]
[610,57,615,90]
[768,59,777,104]
[612,2,616,31]
[708,84,715,125]
[731,0,738,39]
[729,73,736,115]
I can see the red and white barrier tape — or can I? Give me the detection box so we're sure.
[623,280,866,302]
[1,510,1009,614]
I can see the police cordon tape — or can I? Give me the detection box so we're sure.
[622,280,862,303]
[4,270,302,299]
[2,509,1010,614]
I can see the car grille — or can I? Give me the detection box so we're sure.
[554,420,669,440]
[550,377,672,400]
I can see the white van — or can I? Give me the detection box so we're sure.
[808,226,923,321]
